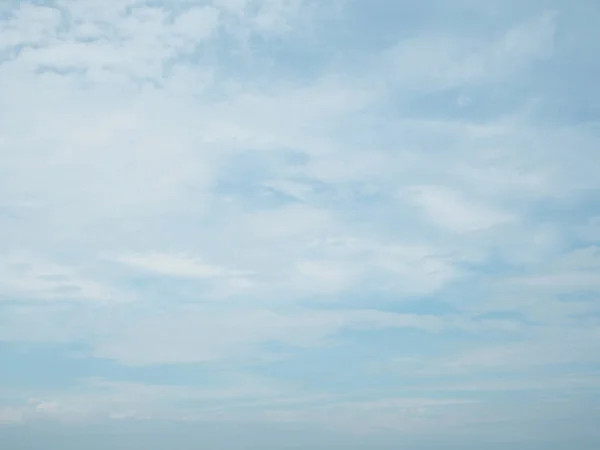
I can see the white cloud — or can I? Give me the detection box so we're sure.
[384,10,557,91]
[403,185,514,233]
[245,203,335,240]
[171,6,221,42]
[115,252,240,279]
[0,4,61,51]
[3,2,218,84]
[213,0,321,37]
[292,259,358,294]
[436,325,600,374]
[88,308,448,365]
[507,246,600,292]
[0,254,113,302]
[14,304,513,366]
[0,406,25,424]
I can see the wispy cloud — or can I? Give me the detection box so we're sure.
[0,253,114,302]
[383,10,557,91]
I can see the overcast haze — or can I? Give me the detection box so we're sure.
[1,0,600,449]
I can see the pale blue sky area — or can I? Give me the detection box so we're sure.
[1,0,600,449]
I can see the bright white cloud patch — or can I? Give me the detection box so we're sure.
[1,0,600,449]
[404,185,514,233]
[115,253,234,278]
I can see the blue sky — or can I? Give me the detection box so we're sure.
[1,0,600,448]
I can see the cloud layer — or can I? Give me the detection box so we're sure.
[1,0,600,448]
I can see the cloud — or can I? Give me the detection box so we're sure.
[0,406,25,424]
[489,246,600,298]
[88,308,450,366]
[0,3,61,50]
[402,185,514,233]
[114,252,240,279]
[384,10,557,91]
[0,253,114,302]
[1,0,599,447]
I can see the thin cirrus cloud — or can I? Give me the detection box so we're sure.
[115,253,238,279]
[402,184,515,233]
[1,0,600,449]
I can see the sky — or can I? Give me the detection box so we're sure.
[1,0,600,449]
